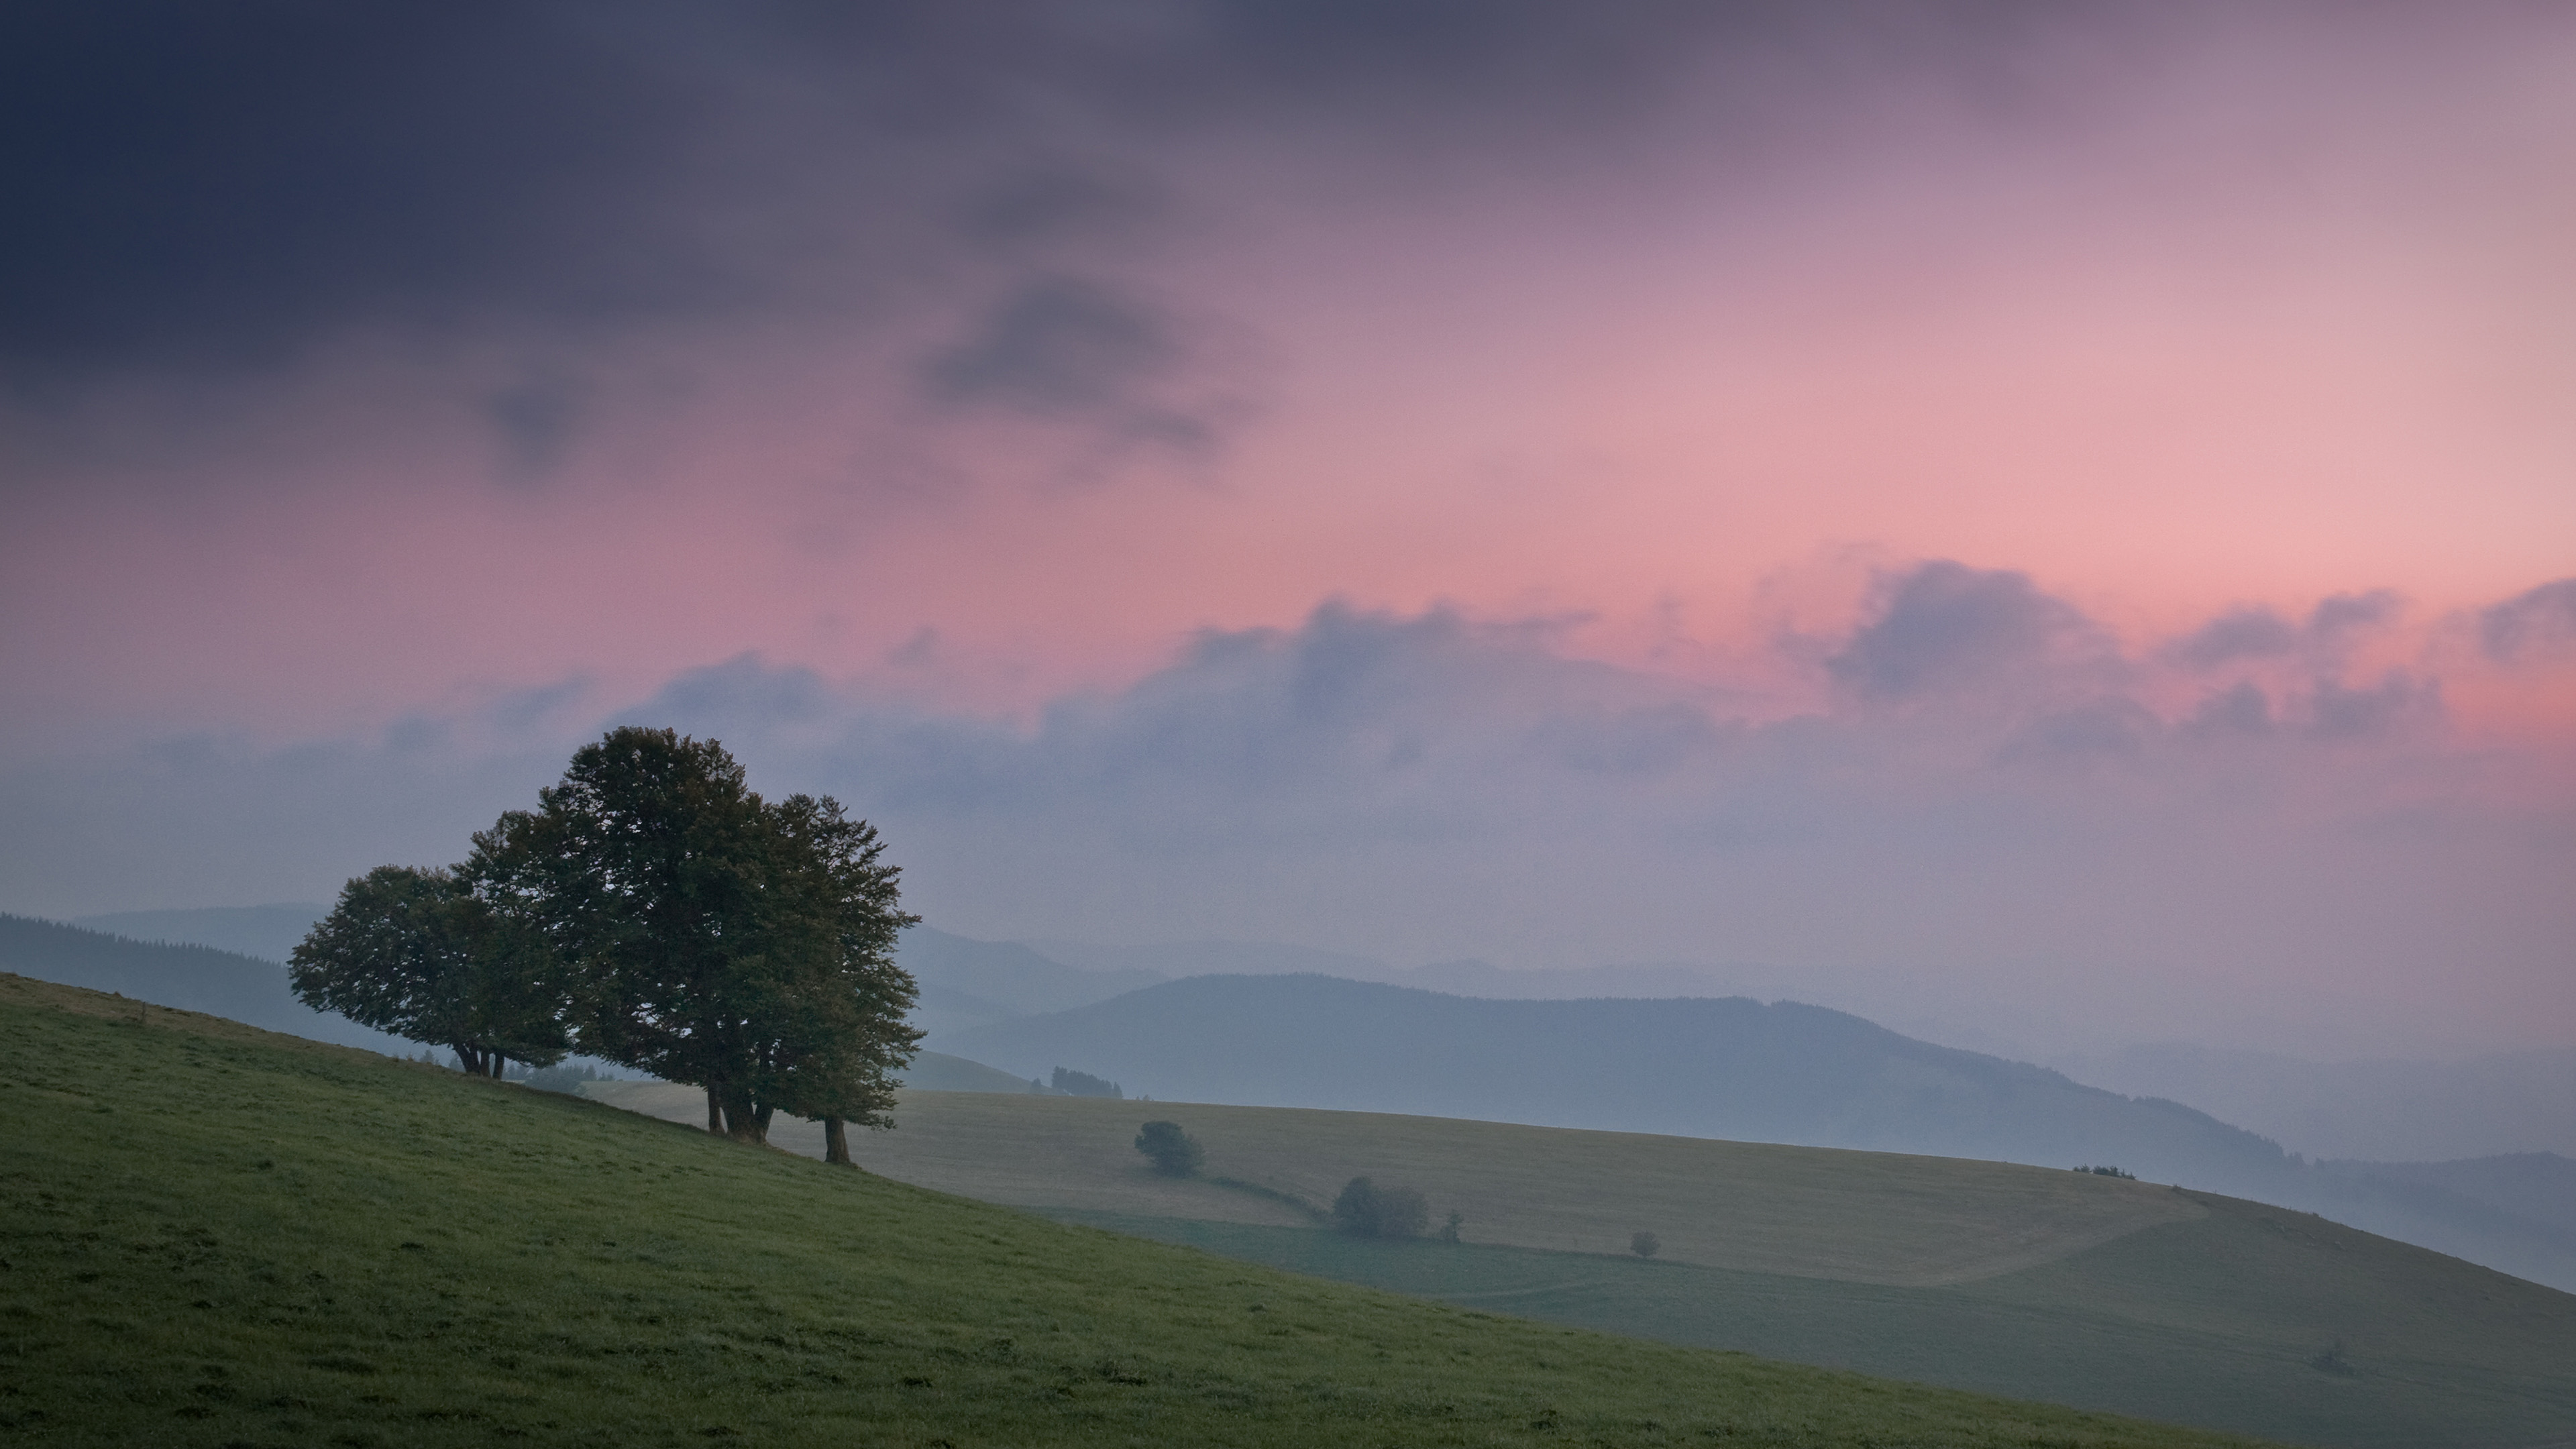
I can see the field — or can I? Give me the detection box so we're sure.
[586,1084,2576,1447]
[0,973,2265,1448]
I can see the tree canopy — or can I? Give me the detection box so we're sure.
[464,727,920,1148]
[1134,1120,1203,1177]
[1331,1176,1429,1238]
[295,727,921,1159]
[288,864,568,1077]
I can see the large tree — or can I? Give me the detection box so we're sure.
[467,727,919,1147]
[289,865,570,1075]
[743,791,921,1163]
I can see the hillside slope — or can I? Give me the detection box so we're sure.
[941,974,2576,1289]
[0,973,2259,1449]
[591,1084,2203,1287]
[586,1085,2576,1447]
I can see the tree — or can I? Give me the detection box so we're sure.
[750,792,923,1163]
[289,865,568,1076]
[1134,1120,1203,1177]
[466,727,920,1148]
[1331,1176,1428,1238]
[1629,1231,1660,1259]
[1052,1067,1121,1098]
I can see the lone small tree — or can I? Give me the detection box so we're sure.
[1331,1176,1429,1238]
[1134,1120,1204,1177]
[290,865,569,1076]
[1629,1231,1661,1259]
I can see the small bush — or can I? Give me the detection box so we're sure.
[1331,1177,1429,1238]
[1134,1120,1204,1177]
[2074,1165,2136,1180]
[1052,1067,1122,1099]
[1630,1231,1660,1259]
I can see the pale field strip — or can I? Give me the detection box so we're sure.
[584,1083,2202,1287]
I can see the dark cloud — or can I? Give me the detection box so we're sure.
[1825,561,2094,700]
[0,3,714,374]
[0,1,2224,386]
[920,276,1178,417]
[484,372,591,481]
[2479,578,2576,662]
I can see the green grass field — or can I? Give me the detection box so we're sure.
[0,974,2268,1448]
[586,1080,2576,1447]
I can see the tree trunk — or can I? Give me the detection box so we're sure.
[720,1086,765,1144]
[706,1085,725,1135]
[457,1045,486,1077]
[824,1116,851,1166]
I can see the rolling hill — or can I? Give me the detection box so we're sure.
[587,1085,2576,1448]
[0,971,2263,1449]
[938,973,2576,1291]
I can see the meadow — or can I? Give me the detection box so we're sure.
[0,973,2265,1448]
[590,1084,2576,1446]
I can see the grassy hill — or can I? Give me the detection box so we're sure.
[937,974,2576,1291]
[582,1087,2576,1448]
[0,972,2264,1448]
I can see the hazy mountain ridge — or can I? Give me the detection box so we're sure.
[2052,1040,2576,1161]
[73,903,329,965]
[1,912,406,1055]
[941,972,2576,1292]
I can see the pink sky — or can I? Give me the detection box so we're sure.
[2,5,2569,1059]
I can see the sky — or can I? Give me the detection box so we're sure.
[3,2,2572,1062]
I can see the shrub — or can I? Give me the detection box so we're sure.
[1630,1231,1660,1259]
[1331,1176,1429,1238]
[2074,1165,2137,1180]
[1133,1120,1204,1177]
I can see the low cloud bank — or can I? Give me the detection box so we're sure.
[6,563,2570,1061]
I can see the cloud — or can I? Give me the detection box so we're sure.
[1824,561,2098,701]
[2165,589,2400,672]
[2306,671,2438,741]
[7,584,2568,1059]
[2167,607,2299,669]
[2479,578,2576,662]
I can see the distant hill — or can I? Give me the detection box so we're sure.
[73,902,328,963]
[896,925,1161,1035]
[0,912,407,1055]
[2053,1040,2576,1161]
[941,973,2576,1292]
[898,1049,1038,1093]
[45,912,1155,1042]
